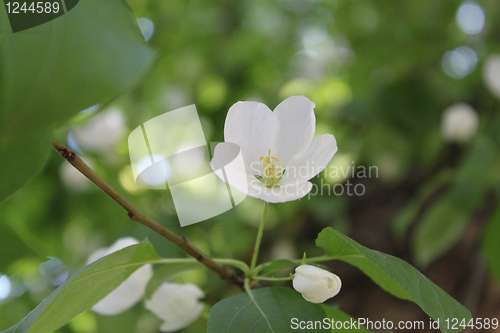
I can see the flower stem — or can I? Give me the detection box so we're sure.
[253,254,364,275]
[150,258,250,274]
[253,276,292,281]
[215,259,250,274]
[244,278,252,292]
[52,139,244,288]
[249,202,269,276]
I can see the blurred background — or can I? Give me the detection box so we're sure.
[1,0,500,332]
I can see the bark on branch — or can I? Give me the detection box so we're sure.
[52,139,244,288]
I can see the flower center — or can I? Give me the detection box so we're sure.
[258,150,283,188]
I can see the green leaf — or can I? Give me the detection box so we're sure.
[317,228,471,333]
[320,305,372,332]
[0,177,58,259]
[392,200,420,237]
[392,169,452,237]
[0,224,35,272]
[0,0,156,203]
[145,262,202,298]
[207,286,329,333]
[259,259,296,276]
[1,240,160,333]
[412,139,496,266]
[412,195,470,267]
[483,206,500,282]
[317,230,411,301]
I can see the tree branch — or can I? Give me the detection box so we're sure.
[52,139,244,288]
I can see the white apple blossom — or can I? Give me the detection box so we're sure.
[292,265,342,303]
[483,55,500,99]
[441,103,479,143]
[72,107,126,153]
[86,237,153,316]
[211,96,337,203]
[145,282,205,332]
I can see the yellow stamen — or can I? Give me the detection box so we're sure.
[259,150,284,188]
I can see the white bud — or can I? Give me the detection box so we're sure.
[86,237,153,316]
[145,282,205,332]
[441,103,479,143]
[292,265,341,303]
[483,55,500,99]
[72,108,126,153]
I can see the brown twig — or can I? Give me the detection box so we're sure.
[52,139,244,288]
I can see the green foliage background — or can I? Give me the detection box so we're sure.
[1,0,500,332]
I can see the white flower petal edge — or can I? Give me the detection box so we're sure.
[86,237,153,316]
[273,96,316,167]
[252,181,314,203]
[293,265,342,303]
[281,134,338,186]
[145,282,205,332]
[210,142,255,195]
[224,101,281,174]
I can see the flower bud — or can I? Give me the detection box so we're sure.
[292,265,341,303]
[145,282,205,332]
[441,103,479,143]
[483,55,500,99]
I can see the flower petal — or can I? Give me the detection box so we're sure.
[249,181,313,203]
[90,265,153,315]
[210,142,309,203]
[210,142,253,195]
[273,96,316,167]
[145,283,204,332]
[86,237,139,264]
[281,134,337,185]
[224,101,281,171]
[293,265,342,303]
[159,303,204,332]
[86,237,153,316]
